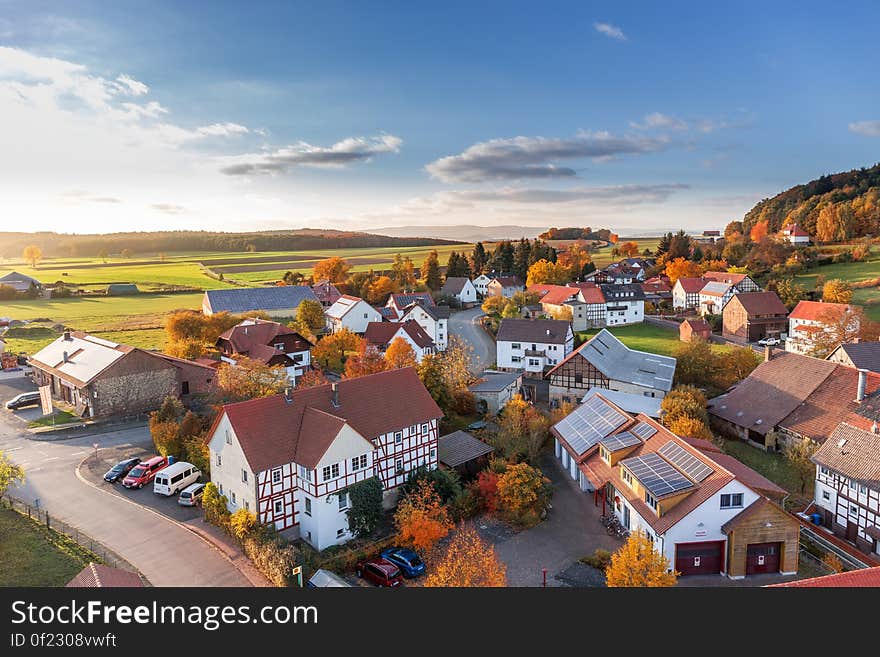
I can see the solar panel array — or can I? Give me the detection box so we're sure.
[600,431,642,452]
[657,441,714,483]
[555,396,628,455]
[621,452,693,497]
[631,422,658,440]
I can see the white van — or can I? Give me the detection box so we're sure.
[153,461,200,496]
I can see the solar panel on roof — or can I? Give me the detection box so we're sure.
[621,452,693,497]
[631,422,658,440]
[554,397,628,456]
[600,431,642,452]
[658,441,714,483]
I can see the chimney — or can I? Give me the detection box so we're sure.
[852,337,860,344]
[62,351,69,363]
[856,368,868,403]
[63,329,71,341]
[764,345,773,362]
[331,382,339,407]
[872,421,879,435]
[546,329,551,336]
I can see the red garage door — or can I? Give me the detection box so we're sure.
[746,542,780,575]
[675,541,724,576]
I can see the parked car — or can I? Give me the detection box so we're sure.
[178,482,206,506]
[355,558,403,587]
[103,457,141,483]
[5,391,41,410]
[757,337,781,346]
[380,547,426,578]
[122,456,168,489]
[307,569,352,587]
[153,461,200,496]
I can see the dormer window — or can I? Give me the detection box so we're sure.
[600,446,610,463]
[645,491,657,510]
[621,467,634,489]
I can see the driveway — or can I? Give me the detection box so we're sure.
[487,451,623,587]
[449,306,495,373]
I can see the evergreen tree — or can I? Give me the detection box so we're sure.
[471,242,487,274]
[513,239,532,281]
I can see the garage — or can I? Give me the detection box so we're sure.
[675,541,724,576]
[746,542,780,575]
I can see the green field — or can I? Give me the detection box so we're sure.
[795,252,880,320]
[0,507,100,586]
[577,322,732,358]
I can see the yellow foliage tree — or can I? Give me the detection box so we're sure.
[313,256,351,283]
[605,531,678,587]
[423,524,507,587]
[311,328,363,372]
[665,415,715,442]
[385,336,417,369]
[822,278,853,304]
[526,259,572,286]
[367,275,398,304]
[481,295,507,315]
[496,462,551,526]
[664,257,702,285]
[22,245,43,269]
[216,357,290,403]
[394,479,453,554]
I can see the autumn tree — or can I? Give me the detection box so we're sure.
[282,270,306,286]
[661,385,709,425]
[416,353,453,411]
[313,256,351,283]
[619,241,640,258]
[605,531,678,587]
[0,449,25,498]
[367,275,397,304]
[822,279,853,304]
[22,245,43,269]
[782,437,818,494]
[749,220,769,243]
[665,415,715,442]
[496,462,551,527]
[296,368,330,388]
[609,233,619,244]
[295,299,326,332]
[394,479,453,554]
[311,328,363,372]
[343,345,388,379]
[385,337,417,369]
[424,523,507,587]
[215,357,290,403]
[491,395,550,463]
[773,278,810,309]
[481,295,507,315]
[815,203,848,243]
[557,241,593,278]
[664,257,702,285]
[421,250,442,291]
[390,253,417,289]
[526,259,572,286]
[809,306,877,359]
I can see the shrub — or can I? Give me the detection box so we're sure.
[496,462,552,528]
[228,508,258,541]
[475,470,500,514]
[580,548,613,571]
[242,528,301,587]
[451,389,477,416]
[202,482,230,528]
[344,477,384,538]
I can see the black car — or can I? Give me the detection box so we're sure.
[5,391,41,410]
[103,458,142,483]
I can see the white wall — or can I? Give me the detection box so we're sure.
[605,300,643,326]
[208,414,258,514]
[330,300,383,334]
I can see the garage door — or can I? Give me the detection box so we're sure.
[746,542,780,575]
[675,541,724,576]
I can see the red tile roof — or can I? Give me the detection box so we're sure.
[568,282,606,304]
[220,367,443,473]
[789,300,852,322]
[702,271,749,285]
[528,284,580,306]
[727,291,788,317]
[364,320,434,350]
[783,223,811,238]
[675,277,706,293]
[67,563,143,588]
[767,566,880,587]
[217,319,301,354]
[682,318,712,333]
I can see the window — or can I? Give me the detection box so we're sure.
[244,501,250,511]
[394,432,402,444]
[241,469,248,483]
[218,483,223,495]
[272,469,282,484]
[430,449,436,459]
[396,459,404,474]
[850,505,859,516]
[351,454,368,471]
[645,491,657,510]
[511,356,522,363]
[225,430,232,444]
[337,528,346,538]
[322,463,340,482]
[574,373,583,384]
[304,498,312,516]
[822,490,831,501]
[274,499,283,514]
[600,446,610,463]
[859,484,867,495]
[819,466,830,476]
[720,493,744,509]
[230,491,236,505]
[421,423,429,433]
[338,492,348,511]
[512,343,521,350]
[298,465,313,482]
[274,343,285,351]
[621,468,634,488]
[216,453,222,466]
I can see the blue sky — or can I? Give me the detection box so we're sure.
[1,1,878,235]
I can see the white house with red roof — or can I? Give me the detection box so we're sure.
[551,393,799,578]
[216,318,312,383]
[672,277,705,310]
[207,368,443,550]
[325,295,383,334]
[364,320,436,362]
[782,223,811,245]
[785,299,858,355]
[393,300,449,352]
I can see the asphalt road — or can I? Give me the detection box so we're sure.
[0,374,250,587]
[449,306,495,374]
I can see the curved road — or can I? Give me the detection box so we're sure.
[0,412,250,587]
[449,306,495,373]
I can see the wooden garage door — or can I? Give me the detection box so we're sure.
[746,542,780,575]
[675,541,724,576]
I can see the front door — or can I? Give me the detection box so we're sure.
[846,521,858,543]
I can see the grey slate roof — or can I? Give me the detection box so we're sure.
[468,370,522,393]
[438,430,494,467]
[204,286,318,314]
[496,319,571,344]
[599,283,646,302]
[566,329,676,392]
[581,387,663,418]
[0,271,41,286]
[830,342,880,373]
[440,277,470,295]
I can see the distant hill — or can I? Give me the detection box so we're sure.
[0,229,462,259]
[374,225,548,242]
[537,227,613,241]
[744,163,880,239]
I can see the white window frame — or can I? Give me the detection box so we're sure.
[720,493,744,509]
[338,492,348,511]
[272,468,282,484]
[241,469,248,484]
[394,432,403,444]
[274,499,283,514]
[304,497,312,516]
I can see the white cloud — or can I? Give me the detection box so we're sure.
[425,131,670,183]
[594,22,627,41]
[195,122,250,137]
[849,120,880,137]
[630,112,688,131]
[113,73,149,96]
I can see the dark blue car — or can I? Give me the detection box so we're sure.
[380,547,425,578]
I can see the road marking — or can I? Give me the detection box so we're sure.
[43,456,60,462]
[4,446,23,452]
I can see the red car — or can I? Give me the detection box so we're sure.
[122,456,168,489]
[355,558,403,587]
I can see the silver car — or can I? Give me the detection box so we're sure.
[178,482,206,506]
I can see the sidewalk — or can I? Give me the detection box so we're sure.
[181,520,272,587]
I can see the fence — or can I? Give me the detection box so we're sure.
[1,495,149,585]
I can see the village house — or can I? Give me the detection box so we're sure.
[782,223,811,245]
[601,283,645,326]
[363,320,436,362]
[495,318,574,376]
[468,370,523,414]
[29,330,215,418]
[697,281,733,316]
[202,286,319,318]
[673,272,760,312]
[701,271,760,294]
[786,300,858,355]
[826,341,880,373]
[439,276,478,305]
[325,295,383,334]
[551,393,798,578]
[216,318,312,383]
[394,301,449,352]
[312,279,342,308]
[471,273,493,298]
[708,348,880,450]
[486,275,524,298]
[572,283,609,329]
[206,368,443,551]
[640,276,673,305]
[721,291,789,344]
[547,329,676,404]
[811,421,880,556]
[680,317,713,342]
[385,292,435,318]
[672,277,705,310]
[528,284,581,320]
[581,387,662,419]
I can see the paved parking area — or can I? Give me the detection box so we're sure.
[0,370,42,423]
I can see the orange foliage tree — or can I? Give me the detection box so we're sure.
[343,345,388,379]
[664,257,702,285]
[384,337,418,369]
[393,479,453,554]
[605,530,678,587]
[476,470,500,513]
[367,275,398,304]
[295,369,330,388]
[619,241,640,258]
[749,220,769,243]
[313,256,351,283]
[311,328,363,372]
[609,234,619,244]
[424,523,506,587]
[496,462,551,527]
